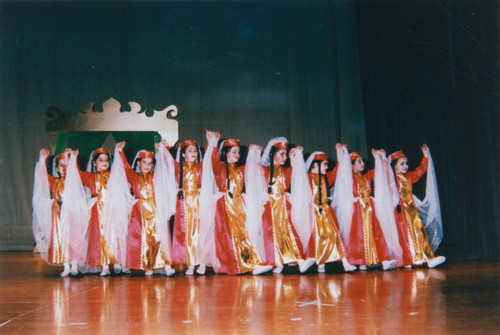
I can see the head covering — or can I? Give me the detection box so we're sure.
[87,148,111,172]
[305,151,328,171]
[219,138,240,152]
[262,137,288,166]
[350,152,361,162]
[176,140,202,162]
[132,150,155,173]
[388,150,406,163]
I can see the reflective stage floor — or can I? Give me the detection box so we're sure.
[0,252,499,334]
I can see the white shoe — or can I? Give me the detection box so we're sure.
[113,264,122,274]
[382,260,397,271]
[165,265,175,277]
[404,265,412,269]
[342,258,357,272]
[427,256,446,268]
[122,267,131,274]
[252,265,272,275]
[359,265,368,271]
[317,264,325,273]
[144,270,153,276]
[273,266,283,274]
[100,266,110,277]
[185,266,195,276]
[196,264,206,275]
[70,261,79,276]
[298,258,315,273]
[60,268,71,277]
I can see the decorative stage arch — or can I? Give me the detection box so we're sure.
[45,98,180,162]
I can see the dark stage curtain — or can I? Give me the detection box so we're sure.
[355,0,499,260]
[0,1,366,250]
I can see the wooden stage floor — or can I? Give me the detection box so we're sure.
[0,252,499,334]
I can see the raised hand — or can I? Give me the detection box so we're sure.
[40,148,50,159]
[116,141,126,152]
[421,144,429,158]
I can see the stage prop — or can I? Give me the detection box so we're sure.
[45,98,179,164]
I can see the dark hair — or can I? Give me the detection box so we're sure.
[133,156,156,173]
[92,152,111,173]
[267,146,281,193]
[308,160,323,173]
[221,145,240,198]
[178,147,186,199]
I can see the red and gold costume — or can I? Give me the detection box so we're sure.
[46,174,67,264]
[306,166,348,264]
[347,168,392,266]
[262,165,304,267]
[211,145,264,274]
[79,168,117,268]
[171,142,204,266]
[120,151,168,271]
[393,156,437,266]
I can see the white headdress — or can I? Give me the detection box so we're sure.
[261,137,288,167]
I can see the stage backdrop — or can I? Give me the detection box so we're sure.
[0,1,366,250]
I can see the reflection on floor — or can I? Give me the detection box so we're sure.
[0,252,498,334]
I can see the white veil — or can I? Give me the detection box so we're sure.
[413,151,443,252]
[374,151,403,264]
[60,152,91,262]
[32,153,52,262]
[244,145,268,262]
[102,147,134,267]
[331,146,354,244]
[153,145,177,262]
[197,135,220,270]
[290,148,313,252]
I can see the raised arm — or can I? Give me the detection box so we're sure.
[116,142,136,184]
[407,145,429,184]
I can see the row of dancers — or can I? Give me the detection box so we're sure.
[32,130,445,277]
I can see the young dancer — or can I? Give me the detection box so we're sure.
[246,137,315,274]
[115,142,175,276]
[333,144,397,271]
[203,131,272,275]
[33,148,89,277]
[389,145,445,268]
[168,138,206,275]
[305,151,356,273]
[75,148,123,276]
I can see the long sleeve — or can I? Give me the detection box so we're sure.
[364,169,375,183]
[326,163,338,186]
[119,151,137,186]
[407,157,428,184]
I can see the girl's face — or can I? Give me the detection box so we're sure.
[94,154,110,172]
[226,146,240,164]
[352,157,365,173]
[310,162,319,174]
[320,160,328,175]
[183,145,198,163]
[56,160,66,177]
[273,149,287,166]
[395,158,408,174]
[138,157,154,174]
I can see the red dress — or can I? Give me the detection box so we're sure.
[393,157,437,266]
[261,165,304,267]
[211,148,263,274]
[79,170,117,267]
[347,170,392,266]
[46,174,66,264]
[120,152,168,271]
